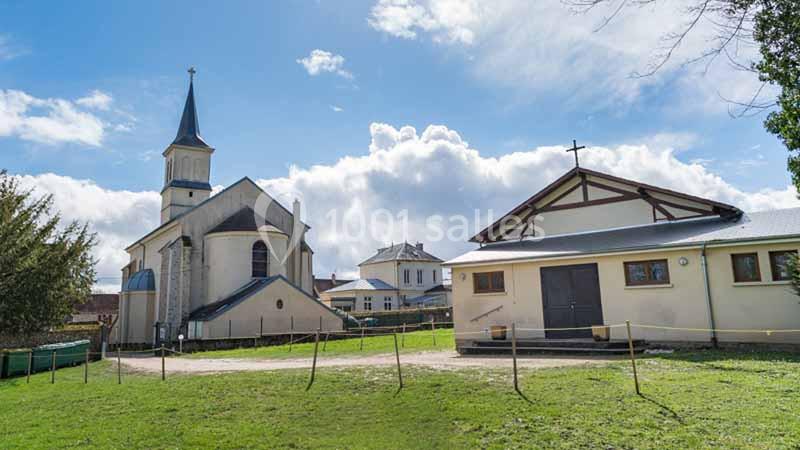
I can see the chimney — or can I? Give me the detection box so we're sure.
[416,242,424,251]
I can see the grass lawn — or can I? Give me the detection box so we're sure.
[184,328,455,359]
[2,349,800,449]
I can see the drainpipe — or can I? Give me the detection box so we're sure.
[700,242,718,347]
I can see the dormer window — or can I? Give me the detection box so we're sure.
[252,241,269,278]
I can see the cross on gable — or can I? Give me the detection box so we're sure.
[566,139,587,168]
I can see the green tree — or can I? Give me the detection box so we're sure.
[570,0,800,191]
[0,170,96,335]
[785,253,800,297]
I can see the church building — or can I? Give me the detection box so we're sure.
[117,72,343,345]
[445,160,800,351]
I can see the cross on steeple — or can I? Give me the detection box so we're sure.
[188,66,196,82]
[566,139,587,168]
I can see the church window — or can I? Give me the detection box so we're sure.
[252,241,269,278]
[624,259,670,286]
[276,299,284,310]
[181,156,191,179]
[189,191,193,198]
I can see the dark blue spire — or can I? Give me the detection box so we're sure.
[172,69,210,148]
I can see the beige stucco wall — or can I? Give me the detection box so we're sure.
[450,241,800,346]
[196,278,343,338]
[204,231,289,302]
[359,261,399,286]
[119,291,156,344]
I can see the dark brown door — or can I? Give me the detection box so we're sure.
[541,264,603,339]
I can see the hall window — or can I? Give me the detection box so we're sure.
[732,253,761,283]
[624,259,670,286]
[473,271,505,294]
[433,270,437,283]
[363,296,372,311]
[403,269,410,285]
[769,250,797,281]
[251,241,269,278]
[417,269,423,285]
[384,296,392,311]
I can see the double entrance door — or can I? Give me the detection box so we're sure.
[540,263,604,339]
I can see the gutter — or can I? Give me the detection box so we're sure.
[700,242,718,347]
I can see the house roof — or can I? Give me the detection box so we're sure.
[122,269,155,292]
[359,242,443,266]
[425,284,452,294]
[207,206,284,235]
[325,278,398,293]
[446,207,800,266]
[471,166,742,243]
[172,79,211,149]
[74,294,119,314]
[313,277,353,296]
[188,275,338,322]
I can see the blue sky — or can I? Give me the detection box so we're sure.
[1,1,796,286]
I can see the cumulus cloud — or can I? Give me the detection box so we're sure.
[296,49,354,79]
[330,105,344,113]
[0,89,108,146]
[76,90,113,110]
[367,0,768,112]
[258,122,800,277]
[14,173,162,290]
[18,123,798,286]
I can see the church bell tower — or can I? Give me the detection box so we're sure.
[161,68,214,224]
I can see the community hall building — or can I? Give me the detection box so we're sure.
[116,73,343,345]
[444,165,800,351]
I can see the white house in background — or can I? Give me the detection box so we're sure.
[116,73,343,344]
[320,242,451,312]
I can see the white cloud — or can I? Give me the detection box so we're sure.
[367,0,767,112]
[296,49,354,79]
[330,105,344,112]
[258,122,800,277]
[0,89,107,146]
[0,34,26,61]
[76,90,113,110]
[17,123,797,287]
[14,173,162,289]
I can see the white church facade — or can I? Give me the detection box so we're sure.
[117,74,343,344]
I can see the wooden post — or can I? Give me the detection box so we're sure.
[306,329,320,391]
[323,332,330,351]
[84,349,89,384]
[161,345,166,381]
[289,316,294,353]
[50,351,56,384]
[431,319,436,346]
[511,323,519,393]
[360,325,365,351]
[401,323,406,348]
[393,333,403,389]
[26,350,32,384]
[117,348,122,385]
[626,320,640,395]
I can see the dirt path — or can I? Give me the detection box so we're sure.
[120,351,618,374]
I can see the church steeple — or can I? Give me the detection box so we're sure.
[172,67,210,148]
[160,68,214,224]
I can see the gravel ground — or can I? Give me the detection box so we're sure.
[119,350,618,374]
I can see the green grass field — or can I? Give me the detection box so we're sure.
[184,328,454,359]
[2,347,800,449]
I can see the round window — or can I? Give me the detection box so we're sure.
[276,299,284,310]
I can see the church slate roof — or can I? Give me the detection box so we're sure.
[162,179,212,192]
[206,206,285,235]
[445,207,800,266]
[172,80,211,148]
[122,269,155,292]
[188,275,339,322]
[358,242,443,266]
[325,278,397,293]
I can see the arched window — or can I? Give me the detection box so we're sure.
[252,241,269,278]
